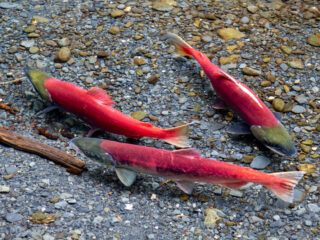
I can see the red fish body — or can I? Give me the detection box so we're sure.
[166,33,296,156]
[25,69,190,148]
[71,137,305,203]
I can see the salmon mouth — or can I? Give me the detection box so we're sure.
[24,67,52,103]
[250,123,296,157]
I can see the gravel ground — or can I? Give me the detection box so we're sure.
[0,0,319,239]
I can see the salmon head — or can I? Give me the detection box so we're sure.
[70,137,115,166]
[25,68,52,103]
[250,122,296,157]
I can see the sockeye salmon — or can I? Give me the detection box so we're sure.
[71,137,305,203]
[25,68,191,148]
[166,32,296,156]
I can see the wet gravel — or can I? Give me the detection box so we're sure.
[0,0,319,239]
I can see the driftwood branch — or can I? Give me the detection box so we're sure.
[0,127,86,174]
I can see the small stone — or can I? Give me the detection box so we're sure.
[229,190,243,197]
[307,33,320,47]
[243,155,254,163]
[201,35,212,42]
[29,46,39,54]
[300,144,311,153]
[110,10,125,17]
[43,234,55,240]
[147,74,160,84]
[58,38,70,47]
[20,40,35,48]
[280,45,292,54]
[1,2,22,9]
[297,164,316,175]
[152,2,173,11]
[32,16,50,23]
[295,95,308,104]
[134,86,142,94]
[242,67,261,76]
[8,46,18,54]
[247,5,259,13]
[133,57,146,66]
[307,203,320,213]
[54,47,71,62]
[93,216,104,224]
[30,211,56,224]
[6,213,23,223]
[292,105,306,113]
[23,25,36,33]
[250,156,270,169]
[260,81,271,87]
[0,185,10,193]
[54,201,67,209]
[130,111,147,121]
[288,60,304,69]
[6,166,18,174]
[273,215,280,221]
[280,63,288,71]
[302,139,313,145]
[272,98,285,112]
[219,55,240,65]
[217,28,245,41]
[108,26,121,35]
[204,208,224,226]
[28,33,40,38]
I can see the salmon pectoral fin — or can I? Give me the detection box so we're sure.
[226,122,252,136]
[115,168,137,187]
[221,181,248,189]
[87,87,114,105]
[265,171,305,203]
[163,123,193,148]
[176,180,194,195]
[165,32,193,58]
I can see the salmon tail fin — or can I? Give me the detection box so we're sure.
[163,123,193,148]
[166,32,193,58]
[266,171,305,203]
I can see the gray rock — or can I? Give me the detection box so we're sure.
[20,40,35,48]
[54,201,68,209]
[43,234,55,240]
[0,185,10,193]
[307,203,320,213]
[250,156,270,169]
[5,166,18,174]
[295,95,308,104]
[292,105,306,113]
[93,216,104,224]
[280,63,288,71]
[5,213,23,222]
[0,2,22,9]
[229,190,243,197]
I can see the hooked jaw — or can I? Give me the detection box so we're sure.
[70,137,115,166]
[250,122,296,157]
[24,68,52,103]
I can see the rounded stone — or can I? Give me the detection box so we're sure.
[54,47,71,62]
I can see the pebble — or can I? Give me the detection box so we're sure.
[307,203,320,213]
[0,185,10,193]
[43,234,55,240]
[29,46,39,54]
[110,10,125,17]
[273,215,280,221]
[108,26,121,35]
[204,208,224,226]
[288,60,304,69]
[295,95,308,104]
[242,67,261,76]
[280,63,288,71]
[5,213,23,223]
[93,216,104,224]
[54,47,71,62]
[6,166,18,174]
[152,2,173,12]
[133,57,147,66]
[54,201,68,209]
[250,156,270,169]
[32,16,50,23]
[20,40,35,48]
[241,17,249,24]
[58,38,70,47]
[229,190,243,197]
[292,105,306,113]
[0,2,22,9]
[247,5,259,13]
[272,98,285,112]
[130,111,147,121]
[217,28,245,41]
[307,33,320,47]
[219,55,240,65]
[250,216,263,223]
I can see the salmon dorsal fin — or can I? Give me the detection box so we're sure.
[173,148,201,157]
[87,87,114,105]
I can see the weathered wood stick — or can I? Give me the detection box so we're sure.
[0,127,86,174]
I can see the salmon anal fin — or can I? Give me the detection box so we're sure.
[176,180,194,194]
[221,182,248,189]
[87,87,114,105]
[173,148,201,157]
[163,123,193,148]
[213,99,228,110]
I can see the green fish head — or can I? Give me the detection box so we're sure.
[70,137,115,166]
[24,67,52,103]
[250,122,296,157]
